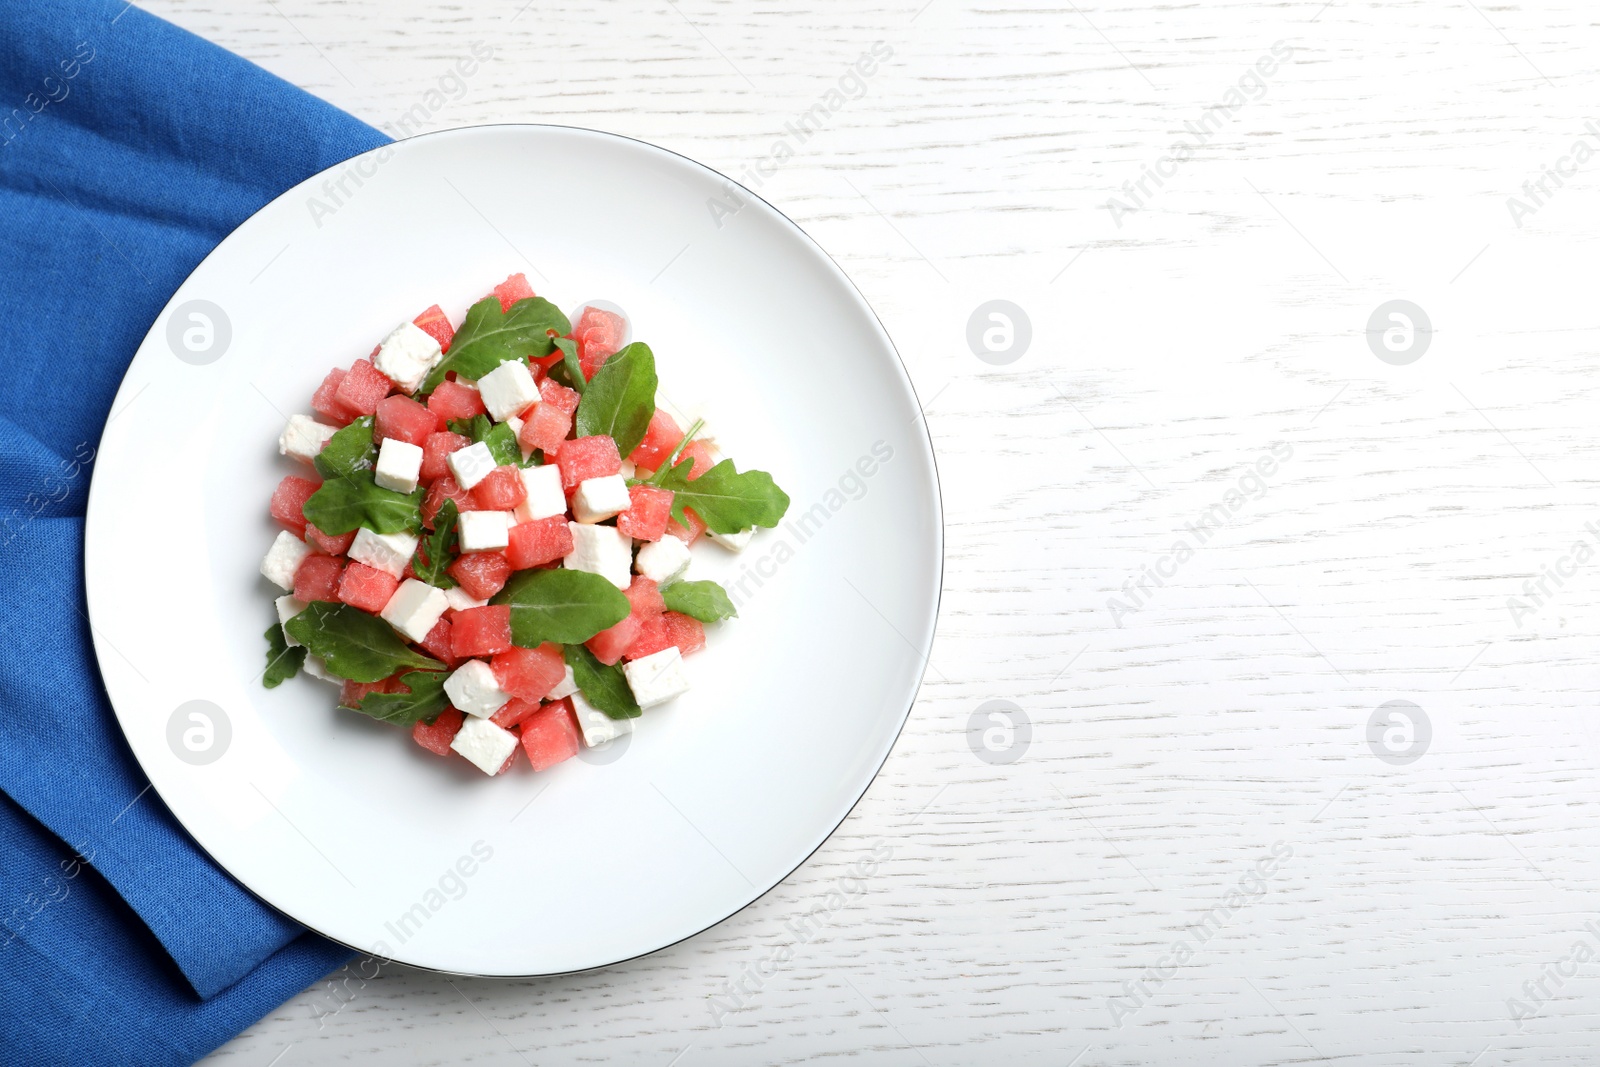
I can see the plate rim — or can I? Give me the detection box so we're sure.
[84,121,945,977]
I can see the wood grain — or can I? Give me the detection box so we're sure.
[138,0,1600,1062]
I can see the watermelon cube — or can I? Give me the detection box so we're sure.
[419,616,459,668]
[491,272,535,312]
[575,306,626,379]
[451,605,513,658]
[664,507,707,545]
[270,474,320,536]
[293,553,344,603]
[448,551,512,600]
[518,401,571,456]
[413,304,455,353]
[374,395,441,447]
[311,368,355,426]
[412,707,464,756]
[681,439,718,480]
[471,465,526,511]
[540,378,580,416]
[628,408,683,471]
[615,484,673,542]
[338,560,399,613]
[505,515,574,569]
[519,700,581,771]
[305,522,356,556]
[333,358,394,417]
[624,576,666,618]
[422,473,477,528]
[490,696,541,730]
[421,431,471,484]
[489,643,565,701]
[556,436,621,490]
[627,610,705,660]
[586,613,640,666]
[428,379,485,422]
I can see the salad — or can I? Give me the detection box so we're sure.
[260,273,790,776]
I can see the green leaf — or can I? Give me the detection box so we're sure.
[654,458,790,534]
[491,568,630,646]
[548,336,584,394]
[349,670,452,727]
[302,469,424,536]
[420,296,569,394]
[284,602,441,683]
[482,422,521,467]
[313,416,375,480]
[661,579,738,623]
[447,417,478,438]
[412,499,459,588]
[263,622,306,688]
[643,417,703,487]
[564,644,640,720]
[574,342,657,456]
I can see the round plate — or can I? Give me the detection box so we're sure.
[85,125,941,976]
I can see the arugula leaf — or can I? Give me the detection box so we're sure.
[491,568,630,646]
[349,670,451,727]
[654,458,790,534]
[263,622,306,688]
[313,416,375,480]
[564,644,640,720]
[447,417,478,438]
[412,499,459,588]
[547,336,584,394]
[644,417,704,486]
[661,579,738,623]
[482,422,520,467]
[284,602,441,682]
[302,470,424,536]
[420,296,569,394]
[574,342,657,456]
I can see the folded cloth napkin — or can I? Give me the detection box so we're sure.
[0,1,391,1061]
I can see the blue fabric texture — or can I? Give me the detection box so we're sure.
[0,1,389,1061]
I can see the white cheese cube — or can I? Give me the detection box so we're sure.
[634,536,691,583]
[622,647,690,709]
[302,655,340,683]
[618,459,636,480]
[572,690,632,748]
[374,437,424,494]
[545,663,578,701]
[380,578,448,642]
[443,586,488,612]
[477,359,540,422]
[564,523,633,589]
[260,531,311,591]
[373,321,442,393]
[450,716,519,775]
[443,659,511,718]
[458,510,511,552]
[505,414,534,462]
[513,464,566,523]
[275,595,307,646]
[572,474,631,524]
[708,527,755,552]
[448,441,497,489]
[278,414,337,465]
[349,527,418,579]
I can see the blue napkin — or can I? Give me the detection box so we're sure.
[0,1,390,1061]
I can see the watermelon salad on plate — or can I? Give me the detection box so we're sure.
[258,272,790,776]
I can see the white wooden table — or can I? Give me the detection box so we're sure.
[160,0,1600,1062]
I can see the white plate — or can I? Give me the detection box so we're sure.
[85,125,941,976]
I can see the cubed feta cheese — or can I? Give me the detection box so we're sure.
[443,586,488,612]
[545,663,578,701]
[622,647,690,709]
[513,464,566,523]
[349,527,418,579]
[373,437,424,494]
[564,523,633,589]
[448,441,497,489]
[380,578,449,642]
[278,414,337,465]
[708,527,755,552]
[260,531,311,591]
[572,474,631,524]
[450,716,519,775]
[618,459,636,481]
[477,359,540,422]
[373,321,442,393]
[443,659,511,718]
[572,690,632,748]
[302,655,340,683]
[458,510,511,552]
[275,595,307,646]
[634,535,691,583]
